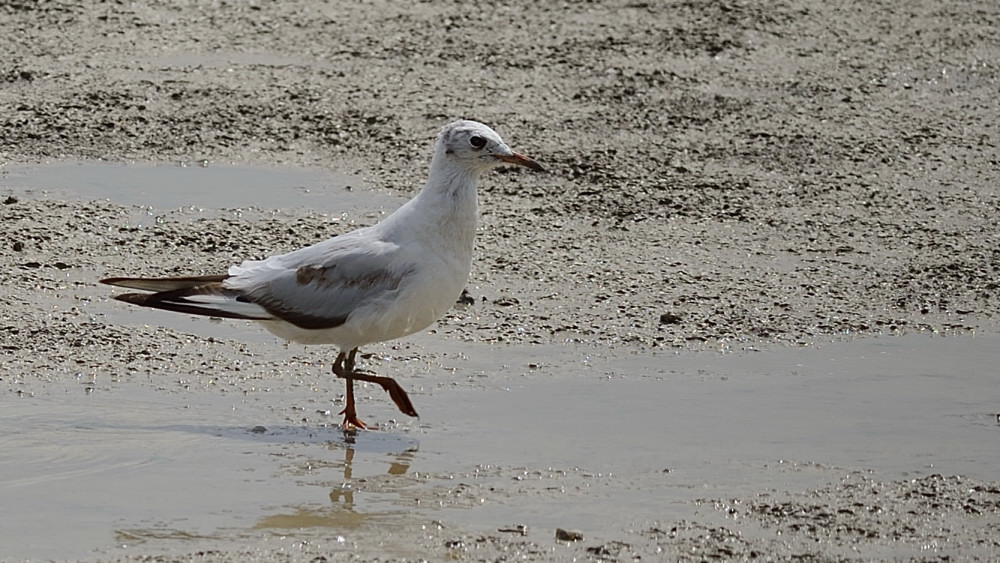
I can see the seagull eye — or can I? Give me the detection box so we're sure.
[469,135,486,150]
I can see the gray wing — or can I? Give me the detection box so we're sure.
[226,234,414,330]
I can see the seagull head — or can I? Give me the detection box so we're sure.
[434,120,545,176]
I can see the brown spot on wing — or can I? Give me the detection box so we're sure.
[249,264,415,330]
[295,265,326,286]
[295,264,406,291]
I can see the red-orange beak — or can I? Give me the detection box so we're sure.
[498,152,546,172]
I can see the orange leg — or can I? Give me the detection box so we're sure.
[333,349,366,429]
[332,348,419,430]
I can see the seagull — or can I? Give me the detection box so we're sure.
[100,120,544,429]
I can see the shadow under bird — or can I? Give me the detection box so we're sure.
[101,119,545,429]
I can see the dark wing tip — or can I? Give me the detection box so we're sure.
[109,290,270,321]
[99,275,230,292]
[110,292,151,305]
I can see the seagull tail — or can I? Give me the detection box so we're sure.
[100,275,273,321]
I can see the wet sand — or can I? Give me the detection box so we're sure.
[3,0,1000,560]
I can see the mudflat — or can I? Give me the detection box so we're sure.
[2,1,999,561]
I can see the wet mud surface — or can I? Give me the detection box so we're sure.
[2,0,1000,561]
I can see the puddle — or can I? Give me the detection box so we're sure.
[1,383,418,560]
[3,162,998,558]
[415,332,1000,536]
[0,161,405,211]
[2,333,998,559]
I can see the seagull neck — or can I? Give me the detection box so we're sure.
[405,163,480,249]
[424,161,480,201]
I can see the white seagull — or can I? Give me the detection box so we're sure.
[101,119,544,429]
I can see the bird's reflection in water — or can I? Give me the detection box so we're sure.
[255,433,417,530]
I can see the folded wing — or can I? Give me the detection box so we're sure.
[102,233,414,331]
[226,237,411,330]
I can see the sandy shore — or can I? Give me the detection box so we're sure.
[3,0,1000,560]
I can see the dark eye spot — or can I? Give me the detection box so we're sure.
[469,135,486,150]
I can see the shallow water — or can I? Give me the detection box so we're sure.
[3,163,999,559]
[3,330,998,559]
[1,161,403,211]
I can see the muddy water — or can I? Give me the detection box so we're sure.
[418,333,1000,534]
[3,331,997,560]
[1,162,401,211]
[3,164,998,559]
